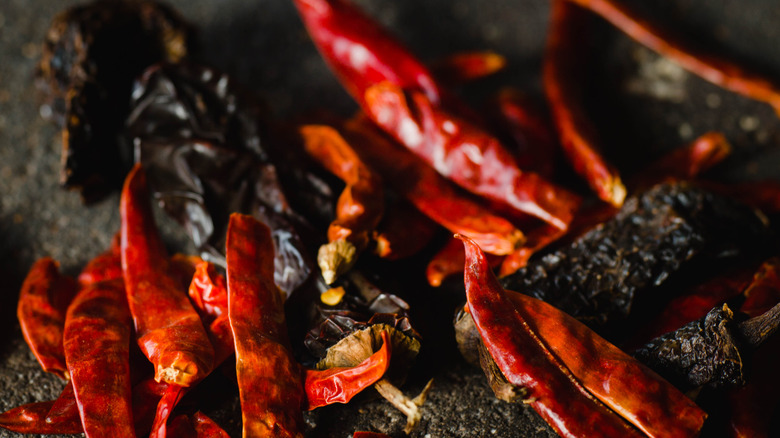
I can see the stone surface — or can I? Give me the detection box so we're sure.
[0,0,779,437]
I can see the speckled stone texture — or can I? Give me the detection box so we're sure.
[0,0,779,437]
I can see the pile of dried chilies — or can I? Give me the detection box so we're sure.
[5,0,780,436]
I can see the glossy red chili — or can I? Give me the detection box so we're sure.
[226,213,304,437]
[121,163,215,387]
[0,382,82,435]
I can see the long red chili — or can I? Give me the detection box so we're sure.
[77,233,122,287]
[565,0,780,116]
[299,124,385,284]
[459,234,644,438]
[310,121,525,255]
[17,257,77,380]
[121,163,214,387]
[305,330,391,410]
[0,382,82,435]
[544,0,626,207]
[188,260,234,365]
[63,278,135,438]
[294,0,580,230]
[226,213,304,437]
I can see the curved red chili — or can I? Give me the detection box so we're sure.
[459,234,645,438]
[305,330,391,410]
[0,382,82,435]
[226,213,304,437]
[17,257,77,380]
[121,163,215,387]
[64,278,135,438]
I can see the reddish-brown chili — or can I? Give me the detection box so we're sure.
[17,257,77,379]
[459,234,644,437]
[431,51,507,86]
[121,163,214,387]
[226,213,304,437]
[544,0,626,207]
[373,200,440,260]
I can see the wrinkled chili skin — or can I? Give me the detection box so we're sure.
[17,257,77,379]
[565,0,780,116]
[226,213,304,437]
[121,163,215,387]
[459,235,644,438]
[128,62,314,296]
[0,382,82,435]
[500,182,772,325]
[545,0,626,207]
[35,0,195,202]
[341,118,525,255]
[64,278,136,438]
[305,330,391,409]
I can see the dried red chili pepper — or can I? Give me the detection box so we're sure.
[352,432,391,438]
[188,261,234,364]
[64,278,135,438]
[121,163,214,387]
[78,233,122,286]
[17,257,77,379]
[459,234,645,438]
[308,121,525,255]
[226,213,304,437]
[305,330,391,409]
[190,412,230,438]
[299,124,385,284]
[149,384,186,438]
[497,224,565,278]
[544,0,626,207]
[295,0,580,230]
[372,199,439,260]
[631,132,732,190]
[741,258,780,318]
[565,0,780,116]
[0,382,82,435]
[430,51,507,86]
[490,88,558,178]
[426,237,502,287]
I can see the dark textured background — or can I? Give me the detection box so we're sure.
[1,0,779,437]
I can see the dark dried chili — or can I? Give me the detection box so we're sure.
[372,199,439,260]
[565,0,780,116]
[121,163,215,387]
[459,235,645,438]
[544,0,626,206]
[127,62,314,296]
[64,278,135,437]
[500,182,772,325]
[226,213,304,437]
[17,257,77,379]
[299,124,385,284]
[35,0,195,202]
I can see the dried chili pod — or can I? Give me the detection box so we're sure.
[500,182,772,325]
[190,412,230,438]
[430,51,507,86]
[295,0,580,230]
[128,62,313,296]
[426,237,502,287]
[545,0,626,206]
[17,257,77,379]
[78,233,122,286]
[634,301,780,390]
[299,124,385,284]
[740,257,780,318]
[64,278,135,438]
[305,330,391,409]
[226,213,304,437]
[353,432,391,438]
[187,261,234,365]
[340,118,525,255]
[121,163,215,387]
[565,0,780,116]
[35,0,195,202]
[372,199,439,260]
[459,235,644,438]
[0,382,82,435]
[149,384,186,438]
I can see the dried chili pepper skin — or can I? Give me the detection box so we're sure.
[0,382,82,434]
[64,278,136,438]
[545,0,626,207]
[431,51,507,86]
[226,213,304,437]
[500,182,772,325]
[121,163,215,387]
[341,119,525,255]
[128,62,313,296]
[305,330,391,409]
[35,0,195,202]
[565,0,780,116]
[373,200,439,260]
[17,257,77,379]
[190,412,231,438]
[459,235,643,438]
